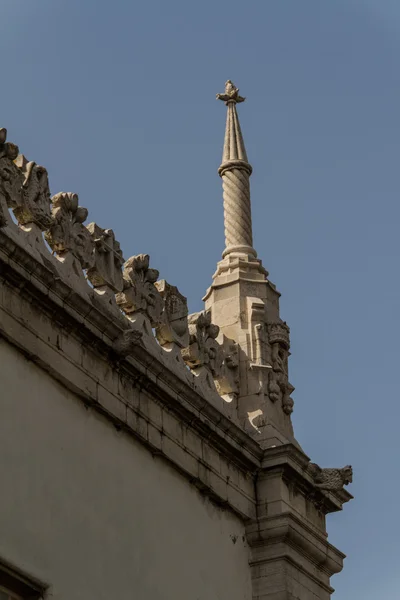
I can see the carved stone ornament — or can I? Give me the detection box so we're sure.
[154,280,189,348]
[268,321,294,415]
[181,311,223,379]
[115,254,164,327]
[215,336,239,398]
[216,80,245,104]
[308,463,353,492]
[45,192,95,271]
[86,223,124,293]
[268,321,290,349]
[0,128,23,225]
[13,153,52,229]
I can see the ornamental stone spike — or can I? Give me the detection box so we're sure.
[217,80,256,259]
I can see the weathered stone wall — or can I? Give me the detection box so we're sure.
[0,337,253,600]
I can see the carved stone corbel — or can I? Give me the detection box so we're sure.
[115,254,164,328]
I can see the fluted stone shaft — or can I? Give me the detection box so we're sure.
[217,95,256,258]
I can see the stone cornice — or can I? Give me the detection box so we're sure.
[246,510,345,580]
[0,226,261,519]
[261,444,353,513]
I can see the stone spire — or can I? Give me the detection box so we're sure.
[216,81,256,259]
[205,80,297,449]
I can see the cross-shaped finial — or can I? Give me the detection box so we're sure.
[216,80,245,104]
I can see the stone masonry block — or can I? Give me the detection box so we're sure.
[99,362,120,399]
[81,347,102,382]
[97,385,127,423]
[147,423,162,452]
[162,410,183,444]
[126,407,148,442]
[183,426,202,458]
[251,570,286,596]
[162,436,198,479]
[227,480,254,518]
[60,331,84,367]
[146,395,163,429]
[208,470,228,502]
[198,461,211,489]
[202,443,221,473]
[238,469,254,496]
[118,373,140,410]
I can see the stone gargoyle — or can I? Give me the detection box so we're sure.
[308,463,353,492]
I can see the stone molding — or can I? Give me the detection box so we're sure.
[260,445,353,513]
[0,225,260,520]
[247,511,345,578]
[245,444,351,598]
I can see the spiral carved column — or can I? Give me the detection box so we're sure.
[219,162,254,256]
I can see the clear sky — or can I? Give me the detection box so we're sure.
[2,0,399,597]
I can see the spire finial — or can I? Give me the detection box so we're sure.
[216,80,245,105]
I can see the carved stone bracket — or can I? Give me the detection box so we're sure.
[308,463,353,491]
[154,280,189,349]
[86,223,124,301]
[116,254,163,327]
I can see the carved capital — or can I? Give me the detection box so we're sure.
[86,223,124,292]
[45,192,95,270]
[154,280,189,348]
[116,254,164,327]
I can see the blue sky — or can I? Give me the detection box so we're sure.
[2,1,400,597]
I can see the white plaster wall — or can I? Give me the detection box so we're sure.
[0,338,252,600]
